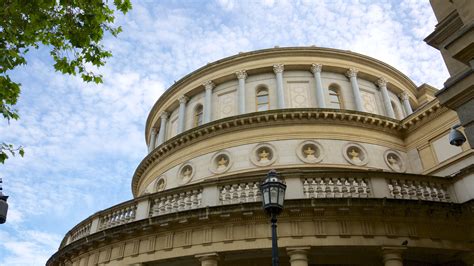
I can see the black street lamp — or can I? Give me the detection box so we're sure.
[260,169,287,266]
[0,178,8,224]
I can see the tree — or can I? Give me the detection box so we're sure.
[0,0,132,163]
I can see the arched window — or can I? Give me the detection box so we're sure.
[256,87,269,111]
[328,85,342,109]
[194,104,203,126]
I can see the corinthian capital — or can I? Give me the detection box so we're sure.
[346,68,358,78]
[376,77,387,88]
[235,70,247,80]
[203,81,215,90]
[399,91,409,101]
[159,111,169,120]
[178,95,189,104]
[310,64,322,74]
[150,127,158,135]
[273,64,284,74]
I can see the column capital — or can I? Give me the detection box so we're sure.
[273,63,284,74]
[399,91,409,101]
[159,111,169,120]
[235,70,247,80]
[178,95,189,104]
[150,127,158,134]
[196,252,219,265]
[203,81,215,90]
[376,77,387,88]
[382,246,406,264]
[310,63,322,74]
[346,67,358,78]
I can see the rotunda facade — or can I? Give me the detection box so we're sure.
[48,47,474,266]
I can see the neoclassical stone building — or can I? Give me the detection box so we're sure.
[47,47,474,266]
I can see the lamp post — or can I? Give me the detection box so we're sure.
[0,178,8,224]
[260,169,287,266]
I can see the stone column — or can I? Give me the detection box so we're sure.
[382,247,406,266]
[287,247,310,266]
[156,112,169,146]
[177,95,188,134]
[399,92,413,116]
[273,64,286,109]
[236,70,247,114]
[377,77,395,119]
[346,68,364,112]
[203,81,214,123]
[311,64,326,108]
[196,253,219,266]
[148,127,157,153]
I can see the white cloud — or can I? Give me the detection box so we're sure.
[0,0,449,265]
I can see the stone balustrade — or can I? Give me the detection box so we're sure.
[303,177,371,198]
[219,181,262,205]
[98,204,137,231]
[387,178,451,202]
[151,189,202,216]
[69,222,91,242]
[62,171,458,247]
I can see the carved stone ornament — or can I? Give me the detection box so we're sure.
[250,143,277,167]
[345,68,358,78]
[296,140,324,164]
[235,70,247,80]
[159,111,169,120]
[209,150,233,174]
[178,95,189,104]
[310,63,322,74]
[155,176,167,192]
[203,80,215,90]
[273,64,284,74]
[399,91,409,101]
[376,77,387,88]
[383,150,406,172]
[342,142,369,166]
[178,162,195,184]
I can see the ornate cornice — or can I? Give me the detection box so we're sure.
[136,109,404,196]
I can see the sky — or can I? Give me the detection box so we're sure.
[0,0,449,265]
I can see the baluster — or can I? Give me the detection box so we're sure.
[429,183,439,201]
[422,182,430,200]
[178,193,185,211]
[185,191,192,210]
[400,180,409,199]
[303,179,309,198]
[349,178,357,197]
[392,179,401,199]
[197,190,202,207]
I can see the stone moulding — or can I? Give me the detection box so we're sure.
[133,108,405,196]
[135,105,446,196]
[48,195,473,266]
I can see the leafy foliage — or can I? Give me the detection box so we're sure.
[0,0,132,163]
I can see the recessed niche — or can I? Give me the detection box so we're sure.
[250,143,277,167]
[155,176,167,192]
[384,150,406,172]
[296,140,324,163]
[342,143,369,166]
[210,150,232,174]
[178,162,195,184]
